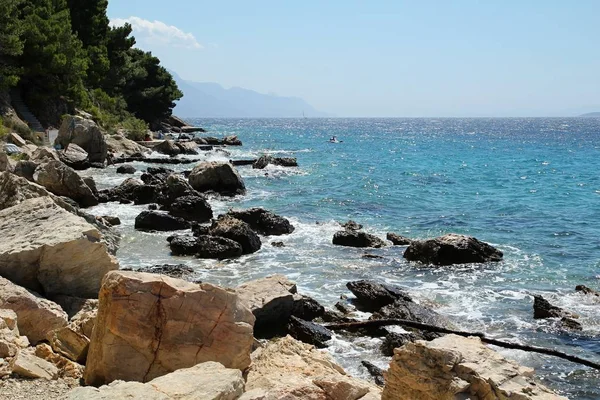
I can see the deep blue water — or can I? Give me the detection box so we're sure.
[89,118,600,398]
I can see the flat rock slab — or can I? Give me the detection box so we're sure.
[0,197,118,298]
[84,271,255,386]
[68,361,244,400]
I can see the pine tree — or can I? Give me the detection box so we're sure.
[0,0,24,89]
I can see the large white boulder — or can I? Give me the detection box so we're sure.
[0,197,119,298]
[33,160,98,207]
[188,161,246,196]
[382,334,567,400]
[84,271,255,386]
[56,115,107,164]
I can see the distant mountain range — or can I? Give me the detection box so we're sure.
[170,70,328,118]
[579,112,600,117]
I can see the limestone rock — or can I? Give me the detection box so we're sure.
[13,159,38,181]
[10,351,59,380]
[0,308,29,357]
[188,161,246,196]
[244,336,380,399]
[0,171,76,212]
[0,277,68,344]
[0,152,14,172]
[332,230,385,248]
[105,134,149,157]
[56,115,107,164]
[84,271,255,385]
[210,215,261,254]
[47,326,90,363]
[33,160,98,207]
[9,132,27,147]
[35,343,84,379]
[59,143,89,170]
[237,274,296,338]
[404,233,503,265]
[227,208,295,236]
[69,361,244,400]
[31,147,60,163]
[0,197,119,298]
[69,301,97,339]
[154,140,181,156]
[382,334,567,400]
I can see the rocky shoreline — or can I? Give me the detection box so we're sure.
[0,114,586,399]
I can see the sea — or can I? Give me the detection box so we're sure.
[86,118,600,399]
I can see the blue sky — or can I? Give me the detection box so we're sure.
[108,1,600,117]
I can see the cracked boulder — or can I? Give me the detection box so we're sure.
[84,271,255,386]
[33,161,98,207]
[0,197,119,298]
[382,334,566,400]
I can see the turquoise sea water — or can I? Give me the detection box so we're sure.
[88,118,600,398]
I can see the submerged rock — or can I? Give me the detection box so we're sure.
[291,295,325,321]
[332,230,386,248]
[252,155,298,169]
[576,284,600,297]
[404,233,503,265]
[533,295,577,319]
[116,164,136,174]
[84,271,255,385]
[227,207,294,235]
[361,361,385,387]
[382,334,567,400]
[341,220,363,231]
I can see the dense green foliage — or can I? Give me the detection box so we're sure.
[0,0,182,130]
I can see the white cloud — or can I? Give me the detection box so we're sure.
[111,16,203,50]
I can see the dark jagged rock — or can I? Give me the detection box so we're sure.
[101,216,121,226]
[112,156,198,165]
[141,167,173,186]
[169,235,200,256]
[287,316,332,348]
[131,184,162,205]
[561,317,583,331]
[341,220,362,231]
[346,280,412,312]
[195,235,243,259]
[168,195,213,223]
[380,332,418,356]
[320,309,356,324]
[116,165,136,174]
[164,174,198,202]
[387,232,412,245]
[291,295,325,321]
[148,203,158,210]
[188,161,246,196]
[271,241,285,247]
[13,160,37,182]
[576,285,600,297]
[332,230,385,248]
[372,299,451,329]
[210,215,261,254]
[362,253,384,259]
[335,301,356,314]
[361,361,385,386]
[230,159,256,166]
[191,224,211,236]
[227,208,294,236]
[533,295,577,319]
[404,234,503,265]
[134,211,190,231]
[82,177,98,195]
[98,177,143,203]
[136,264,195,279]
[252,155,298,169]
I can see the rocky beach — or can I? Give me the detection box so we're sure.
[1,113,599,399]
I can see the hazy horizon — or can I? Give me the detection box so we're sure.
[108,1,600,117]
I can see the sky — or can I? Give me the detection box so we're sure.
[108,1,600,117]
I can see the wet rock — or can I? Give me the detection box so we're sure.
[362,253,384,259]
[100,215,121,226]
[230,159,256,166]
[136,264,195,280]
[168,195,213,222]
[164,174,198,202]
[404,233,503,265]
[320,309,356,323]
[346,280,412,312]
[196,235,243,259]
[373,299,451,329]
[533,295,577,319]
[59,143,89,170]
[131,184,162,205]
[361,361,385,386]
[0,197,119,298]
[98,177,143,203]
[335,301,356,314]
[292,295,325,321]
[223,135,242,146]
[210,215,261,254]
[148,203,158,210]
[116,165,136,174]
[341,220,362,231]
[576,285,600,296]
[168,235,200,256]
[191,223,211,236]
[287,316,332,348]
[227,207,294,235]
[68,361,244,400]
[56,115,107,164]
[134,211,190,231]
[84,271,255,385]
[236,275,296,338]
[141,166,173,186]
[188,161,246,196]
[383,334,567,400]
[33,161,98,207]
[380,332,419,356]
[333,230,385,248]
[0,152,14,173]
[153,140,181,156]
[386,232,412,245]
[252,155,298,169]
[561,317,583,331]
[271,241,285,247]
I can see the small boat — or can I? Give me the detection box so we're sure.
[328,136,342,143]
